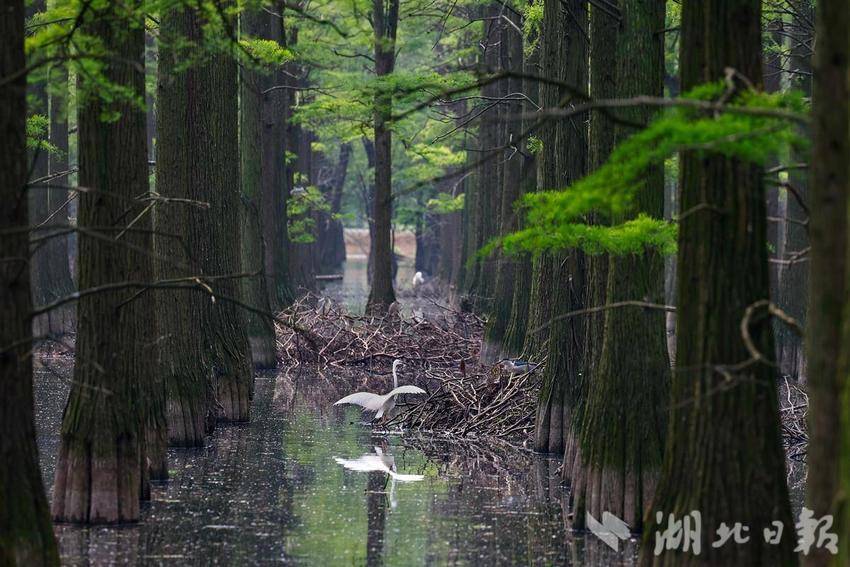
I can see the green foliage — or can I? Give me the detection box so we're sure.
[26,114,58,154]
[427,192,464,214]
[288,186,331,243]
[527,135,543,155]
[496,82,809,257]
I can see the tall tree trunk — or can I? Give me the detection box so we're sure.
[501,26,537,357]
[481,7,523,362]
[777,0,812,381]
[571,0,669,533]
[266,2,295,308]
[640,1,795,563]
[188,3,252,422]
[805,0,850,564]
[533,0,588,456]
[471,1,505,313]
[51,1,159,523]
[155,6,214,446]
[365,0,400,314]
[0,0,59,560]
[240,6,280,369]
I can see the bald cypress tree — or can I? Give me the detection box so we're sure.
[365,0,400,314]
[0,0,59,560]
[481,7,524,362]
[571,0,669,532]
[51,0,157,524]
[240,5,280,369]
[640,0,795,563]
[805,0,850,564]
[533,0,588,455]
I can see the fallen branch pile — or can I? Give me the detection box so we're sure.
[275,295,540,443]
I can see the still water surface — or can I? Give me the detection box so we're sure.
[34,259,639,565]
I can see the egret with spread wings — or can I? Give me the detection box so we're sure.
[333,359,426,420]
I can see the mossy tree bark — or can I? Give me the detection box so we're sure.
[533,0,588,456]
[240,6,281,369]
[51,1,160,523]
[640,1,795,564]
[570,0,669,532]
[0,0,60,560]
[156,6,214,446]
[481,7,523,363]
[805,0,850,564]
[365,0,400,315]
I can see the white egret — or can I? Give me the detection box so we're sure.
[412,271,425,288]
[333,359,426,420]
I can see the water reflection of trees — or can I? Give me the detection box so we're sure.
[366,470,388,567]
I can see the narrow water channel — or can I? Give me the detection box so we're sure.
[33,259,640,565]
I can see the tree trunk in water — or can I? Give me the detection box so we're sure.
[51,2,159,523]
[240,7,280,369]
[190,4,252,422]
[640,1,795,564]
[365,0,399,315]
[533,0,588,456]
[570,0,669,533]
[481,7,523,363]
[0,1,60,560]
[805,0,850,564]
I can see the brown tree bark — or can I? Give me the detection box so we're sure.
[805,0,850,565]
[481,7,523,363]
[570,0,669,533]
[240,6,281,369]
[365,0,400,314]
[51,0,159,524]
[640,1,795,564]
[532,0,588,456]
[0,0,60,561]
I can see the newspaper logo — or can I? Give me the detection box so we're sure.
[587,511,630,551]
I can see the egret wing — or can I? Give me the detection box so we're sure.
[387,385,426,397]
[333,391,387,411]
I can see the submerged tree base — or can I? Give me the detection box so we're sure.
[51,438,141,524]
[249,335,277,369]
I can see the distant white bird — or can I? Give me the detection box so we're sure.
[333,359,426,420]
[334,447,424,482]
[412,271,425,288]
[496,358,540,375]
